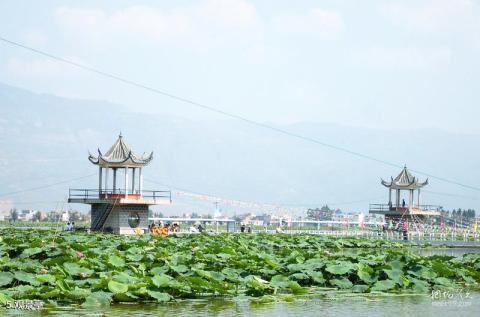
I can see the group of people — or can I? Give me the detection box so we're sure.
[388,199,408,209]
[381,219,410,240]
[240,224,252,233]
[63,222,75,231]
[380,219,472,241]
[148,222,211,235]
[189,224,205,233]
[148,222,179,235]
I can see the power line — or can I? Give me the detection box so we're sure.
[423,190,479,201]
[0,173,96,198]
[1,36,479,192]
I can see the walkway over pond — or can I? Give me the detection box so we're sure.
[2,226,480,247]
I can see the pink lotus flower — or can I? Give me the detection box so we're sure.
[79,272,87,278]
[40,268,49,274]
[324,250,333,257]
[76,251,85,258]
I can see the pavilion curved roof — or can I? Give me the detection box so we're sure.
[88,134,153,168]
[381,166,428,190]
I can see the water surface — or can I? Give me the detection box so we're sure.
[3,293,478,317]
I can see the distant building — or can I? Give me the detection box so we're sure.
[253,213,271,226]
[39,211,48,221]
[241,213,272,226]
[241,213,254,225]
[270,213,293,226]
[17,209,38,221]
[61,211,69,222]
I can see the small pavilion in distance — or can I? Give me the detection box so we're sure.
[369,166,441,221]
[68,134,171,234]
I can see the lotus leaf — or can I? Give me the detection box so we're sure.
[371,279,396,291]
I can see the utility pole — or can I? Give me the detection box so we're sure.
[214,201,219,233]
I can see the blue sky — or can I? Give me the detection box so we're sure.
[1,0,480,132]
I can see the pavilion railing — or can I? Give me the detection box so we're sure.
[68,189,171,201]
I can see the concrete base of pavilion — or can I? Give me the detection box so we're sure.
[89,203,149,234]
[69,193,171,234]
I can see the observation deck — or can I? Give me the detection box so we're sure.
[368,204,441,216]
[68,188,171,205]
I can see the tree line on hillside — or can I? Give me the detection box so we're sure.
[450,208,476,219]
[439,208,476,220]
[306,205,342,221]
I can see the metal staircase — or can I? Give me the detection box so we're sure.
[91,203,115,230]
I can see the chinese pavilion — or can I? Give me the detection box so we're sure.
[369,166,440,220]
[68,134,171,234]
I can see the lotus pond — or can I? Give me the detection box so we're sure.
[0,229,479,313]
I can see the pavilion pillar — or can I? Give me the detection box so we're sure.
[105,168,109,194]
[125,167,129,198]
[113,168,117,193]
[396,189,400,208]
[409,189,413,207]
[418,189,421,207]
[139,167,143,196]
[388,188,392,205]
[98,167,103,194]
[132,168,136,194]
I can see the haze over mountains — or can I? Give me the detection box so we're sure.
[0,82,479,216]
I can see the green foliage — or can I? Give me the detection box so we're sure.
[14,271,41,286]
[108,280,129,294]
[108,255,125,268]
[0,228,479,306]
[0,272,14,287]
[146,290,171,302]
[330,277,353,289]
[371,279,396,291]
[82,291,112,307]
[152,274,172,288]
[325,261,355,275]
